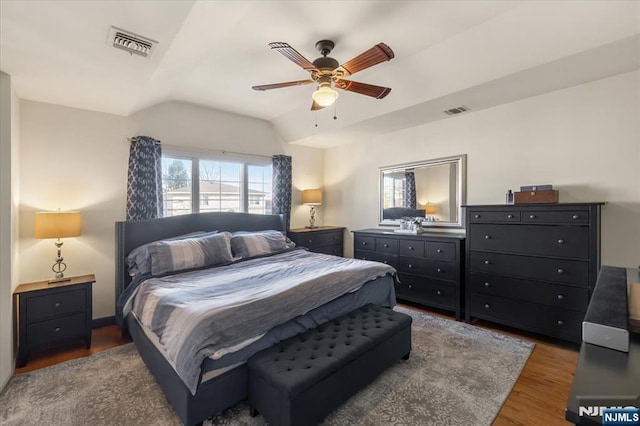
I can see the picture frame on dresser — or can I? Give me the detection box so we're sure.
[464,203,604,343]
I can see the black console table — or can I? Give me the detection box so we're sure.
[565,266,640,425]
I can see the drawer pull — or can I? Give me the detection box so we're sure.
[557,294,564,300]
[308,239,313,244]
[474,214,481,219]
[557,320,564,326]
[484,304,490,309]
[408,246,413,250]
[436,290,442,295]
[408,264,414,269]
[557,268,564,274]
[436,268,442,273]
[383,261,388,264]
[362,257,367,260]
[484,260,491,265]
[408,284,413,290]
[557,239,565,244]
[484,235,491,239]
[55,327,61,332]
[572,214,580,220]
[529,214,536,219]
[436,249,442,253]
[362,241,367,246]
[54,302,61,308]
[383,244,389,248]
[484,282,490,287]
[507,214,514,219]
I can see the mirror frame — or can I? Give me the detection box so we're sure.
[379,154,467,228]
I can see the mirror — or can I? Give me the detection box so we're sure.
[379,154,466,228]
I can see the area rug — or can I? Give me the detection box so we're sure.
[0,307,533,426]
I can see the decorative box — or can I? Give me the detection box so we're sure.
[514,189,559,204]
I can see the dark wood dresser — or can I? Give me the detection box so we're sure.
[465,203,603,342]
[353,229,465,320]
[288,226,345,256]
[14,274,94,367]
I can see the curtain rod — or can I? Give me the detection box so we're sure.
[126,138,274,159]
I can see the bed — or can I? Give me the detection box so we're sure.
[115,212,397,425]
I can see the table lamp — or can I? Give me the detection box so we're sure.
[302,189,322,229]
[424,204,437,221]
[35,211,82,283]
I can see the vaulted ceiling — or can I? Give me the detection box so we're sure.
[1,1,639,148]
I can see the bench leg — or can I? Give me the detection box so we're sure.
[402,352,410,361]
[249,405,259,417]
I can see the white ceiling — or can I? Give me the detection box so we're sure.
[1,1,639,148]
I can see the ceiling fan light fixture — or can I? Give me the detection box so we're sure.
[312,84,339,107]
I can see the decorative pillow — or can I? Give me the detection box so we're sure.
[231,230,295,259]
[126,231,216,277]
[148,231,234,276]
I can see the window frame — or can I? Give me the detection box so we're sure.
[162,146,272,216]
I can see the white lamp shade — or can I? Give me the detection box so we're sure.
[302,189,322,205]
[35,212,82,239]
[311,86,339,107]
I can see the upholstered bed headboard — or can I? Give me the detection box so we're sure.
[115,212,286,304]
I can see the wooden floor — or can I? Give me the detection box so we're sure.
[14,305,578,425]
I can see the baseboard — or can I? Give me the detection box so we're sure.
[92,316,115,329]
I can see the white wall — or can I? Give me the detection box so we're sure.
[325,70,640,266]
[0,71,20,392]
[18,100,324,320]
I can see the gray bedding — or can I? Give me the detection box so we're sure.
[126,248,397,394]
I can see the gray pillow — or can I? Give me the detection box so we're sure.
[148,231,233,276]
[231,230,295,259]
[126,231,215,277]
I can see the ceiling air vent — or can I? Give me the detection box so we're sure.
[443,105,471,116]
[108,26,158,58]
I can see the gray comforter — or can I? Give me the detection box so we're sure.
[128,249,396,394]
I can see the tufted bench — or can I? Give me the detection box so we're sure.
[247,304,412,426]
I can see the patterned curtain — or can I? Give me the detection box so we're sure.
[272,155,292,230]
[126,136,163,221]
[404,170,417,209]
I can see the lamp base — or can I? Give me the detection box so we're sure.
[305,225,318,229]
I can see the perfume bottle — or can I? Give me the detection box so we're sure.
[506,189,514,205]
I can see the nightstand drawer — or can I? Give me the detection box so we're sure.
[298,231,342,249]
[27,313,87,348]
[26,289,87,323]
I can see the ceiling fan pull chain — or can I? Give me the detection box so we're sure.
[334,101,338,120]
[315,111,318,128]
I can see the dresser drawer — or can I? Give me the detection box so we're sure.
[469,294,584,340]
[469,252,589,285]
[314,245,343,256]
[396,274,455,308]
[469,210,521,223]
[470,273,589,311]
[26,289,87,323]
[355,235,375,250]
[523,210,589,224]
[398,239,425,257]
[306,231,343,248]
[470,224,589,259]
[398,257,455,281]
[375,237,398,254]
[27,313,87,349]
[354,250,397,268]
[426,241,456,261]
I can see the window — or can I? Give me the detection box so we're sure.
[383,175,405,208]
[161,152,272,217]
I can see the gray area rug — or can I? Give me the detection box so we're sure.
[0,307,533,426]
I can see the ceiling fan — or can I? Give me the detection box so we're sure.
[252,40,394,111]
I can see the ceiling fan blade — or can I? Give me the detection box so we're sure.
[334,79,392,99]
[311,100,326,111]
[268,42,317,71]
[339,43,394,76]
[252,79,314,91]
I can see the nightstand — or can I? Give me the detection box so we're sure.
[288,226,345,256]
[14,274,95,367]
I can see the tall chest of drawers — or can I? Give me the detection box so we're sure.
[465,203,603,342]
[353,229,465,320]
